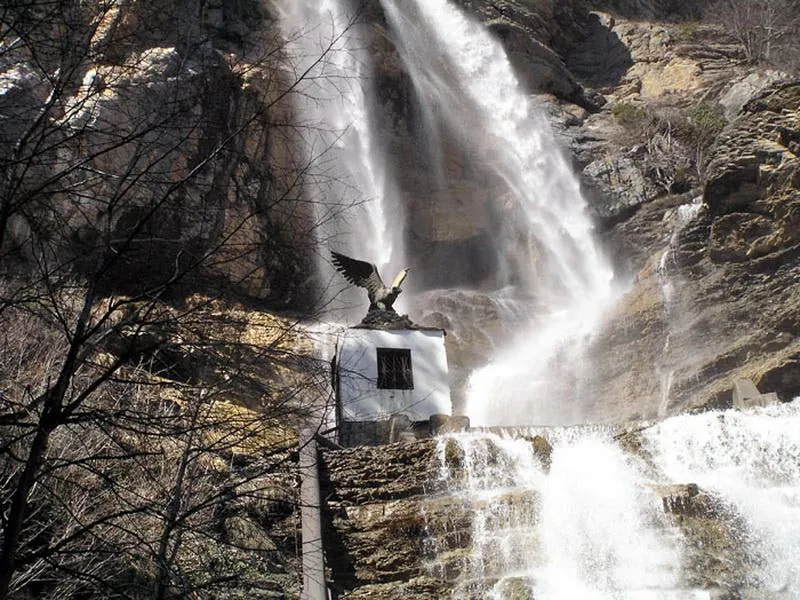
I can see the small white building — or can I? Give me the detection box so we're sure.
[333,320,452,445]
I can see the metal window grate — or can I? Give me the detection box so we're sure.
[376,348,414,390]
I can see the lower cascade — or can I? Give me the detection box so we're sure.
[424,400,800,599]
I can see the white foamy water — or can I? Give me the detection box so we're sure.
[644,401,800,595]
[430,400,800,599]
[277,0,404,319]
[381,0,615,426]
[434,431,683,599]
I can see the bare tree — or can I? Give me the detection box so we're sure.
[0,0,356,597]
[706,0,800,66]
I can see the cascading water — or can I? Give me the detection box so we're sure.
[380,0,616,426]
[432,431,683,599]
[276,0,404,319]
[429,400,800,598]
[645,401,800,595]
[655,198,705,417]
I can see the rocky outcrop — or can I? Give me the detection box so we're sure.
[593,81,800,418]
[706,83,800,259]
[583,155,660,222]
[717,70,794,121]
[1,0,315,306]
[320,440,456,598]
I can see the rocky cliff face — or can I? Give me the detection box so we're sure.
[569,23,800,419]
[0,0,316,307]
[588,81,800,420]
[3,0,796,417]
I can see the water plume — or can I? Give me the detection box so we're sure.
[381,0,615,424]
[276,0,404,320]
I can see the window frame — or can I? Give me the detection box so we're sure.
[375,347,414,390]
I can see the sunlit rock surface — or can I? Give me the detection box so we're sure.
[586,81,800,421]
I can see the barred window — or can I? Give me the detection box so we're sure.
[376,348,414,390]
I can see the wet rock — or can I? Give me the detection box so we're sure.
[524,435,553,473]
[613,426,655,467]
[494,577,536,600]
[670,493,755,593]
[412,288,535,413]
[430,414,471,436]
[443,437,466,473]
[656,483,700,515]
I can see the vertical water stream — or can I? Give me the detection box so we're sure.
[276,0,404,319]
[381,0,615,425]
[655,198,704,416]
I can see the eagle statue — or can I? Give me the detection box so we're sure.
[331,251,409,312]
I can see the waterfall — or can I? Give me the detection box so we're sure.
[429,399,800,598]
[276,0,404,319]
[644,401,800,594]
[655,198,705,416]
[274,4,800,598]
[433,431,682,599]
[380,0,616,426]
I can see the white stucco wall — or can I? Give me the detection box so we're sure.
[336,329,451,421]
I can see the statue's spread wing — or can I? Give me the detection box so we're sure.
[391,268,409,289]
[331,251,385,295]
